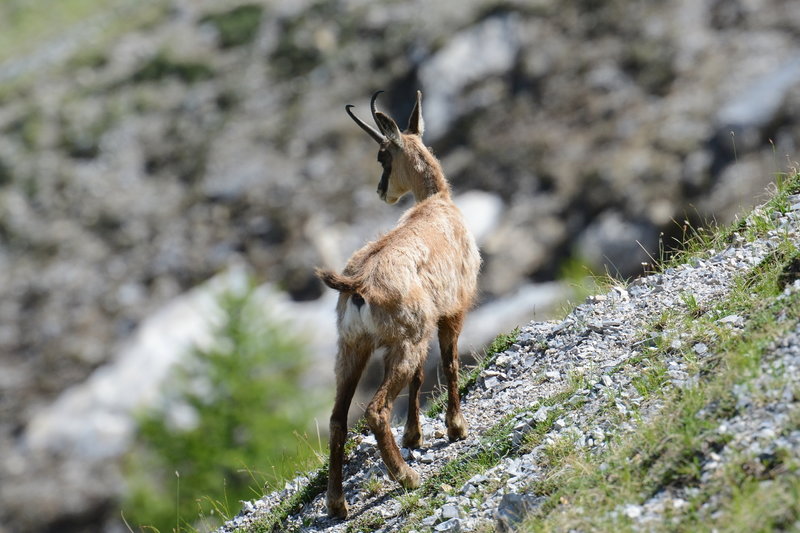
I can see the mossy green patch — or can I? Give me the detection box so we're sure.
[200,4,264,49]
[131,52,214,84]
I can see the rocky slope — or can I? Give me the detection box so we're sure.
[219,182,800,532]
[1,0,800,530]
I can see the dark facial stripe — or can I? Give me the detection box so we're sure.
[377,148,393,199]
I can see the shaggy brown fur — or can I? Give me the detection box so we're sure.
[316,91,481,519]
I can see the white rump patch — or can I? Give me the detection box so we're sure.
[342,296,377,336]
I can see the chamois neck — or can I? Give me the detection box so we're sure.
[408,144,450,203]
[411,167,450,202]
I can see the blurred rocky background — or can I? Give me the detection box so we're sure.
[1,0,799,531]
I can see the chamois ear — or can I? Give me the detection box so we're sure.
[406,90,424,137]
[375,111,404,148]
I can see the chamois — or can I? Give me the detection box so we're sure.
[316,91,481,519]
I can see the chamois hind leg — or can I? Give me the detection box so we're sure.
[327,338,371,519]
[439,312,468,441]
[365,342,426,489]
[402,361,425,449]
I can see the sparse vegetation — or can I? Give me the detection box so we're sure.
[520,172,800,531]
[362,473,383,496]
[344,511,386,533]
[396,492,424,515]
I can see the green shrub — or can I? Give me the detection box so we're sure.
[131,52,214,84]
[200,4,264,49]
[123,288,325,532]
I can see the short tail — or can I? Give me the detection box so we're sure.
[315,268,361,293]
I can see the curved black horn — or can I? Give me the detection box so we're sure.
[370,90,384,130]
[346,104,385,143]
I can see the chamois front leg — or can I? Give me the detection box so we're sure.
[402,361,425,449]
[439,313,468,441]
[365,345,425,489]
[327,340,370,519]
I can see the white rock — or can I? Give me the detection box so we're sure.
[694,343,709,355]
[454,191,504,246]
[419,14,521,139]
[623,504,643,519]
[442,503,461,520]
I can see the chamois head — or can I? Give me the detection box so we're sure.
[347,90,439,205]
